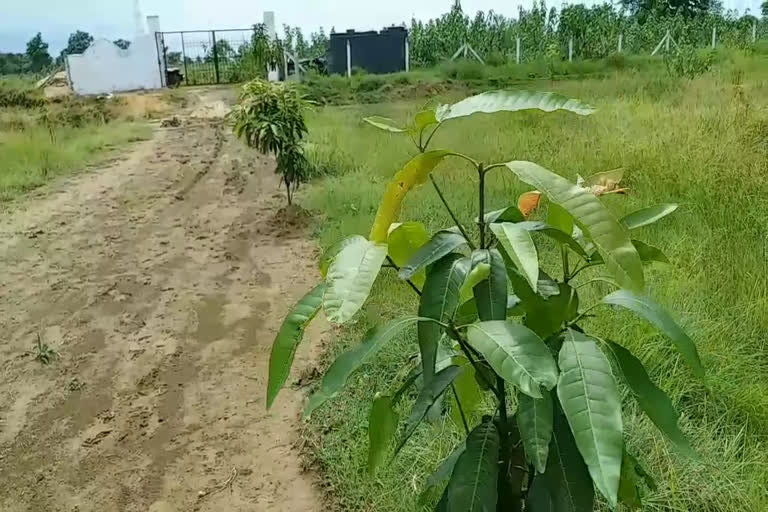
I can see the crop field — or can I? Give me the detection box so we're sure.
[300,50,768,511]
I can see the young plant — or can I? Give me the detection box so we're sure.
[229,79,311,205]
[33,333,59,365]
[267,90,703,511]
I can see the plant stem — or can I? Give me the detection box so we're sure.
[429,175,476,250]
[451,384,471,435]
[478,164,487,249]
[386,256,422,296]
[483,162,508,173]
[422,123,443,152]
[561,245,570,281]
[497,377,508,427]
[567,261,600,281]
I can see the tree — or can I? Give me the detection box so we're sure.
[762,0,768,17]
[266,90,703,510]
[229,79,311,205]
[113,39,131,50]
[63,30,94,56]
[26,33,52,72]
[293,27,309,58]
[207,39,234,62]
[621,0,711,18]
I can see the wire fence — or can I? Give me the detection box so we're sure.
[159,28,266,85]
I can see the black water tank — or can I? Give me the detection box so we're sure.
[328,27,407,75]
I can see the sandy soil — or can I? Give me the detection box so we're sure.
[0,88,328,512]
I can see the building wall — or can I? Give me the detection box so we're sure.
[67,35,162,95]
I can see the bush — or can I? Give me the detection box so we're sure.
[606,52,626,70]
[438,59,487,80]
[354,75,386,92]
[0,87,45,109]
[665,46,714,79]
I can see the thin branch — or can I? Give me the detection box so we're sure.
[483,162,508,173]
[446,151,480,168]
[574,277,620,290]
[451,384,471,435]
[386,256,422,296]
[422,122,443,151]
[429,175,476,250]
[567,302,604,327]
[561,245,570,281]
[478,164,487,249]
[567,261,601,281]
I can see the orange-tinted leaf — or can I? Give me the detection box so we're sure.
[518,191,542,218]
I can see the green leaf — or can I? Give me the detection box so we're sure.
[415,109,438,131]
[400,229,469,280]
[418,254,471,383]
[425,441,466,493]
[608,341,696,457]
[527,400,595,512]
[489,223,539,292]
[436,90,594,122]
[319,235,367,278]
[388,221,430,288]
[618,450,642,510]
[516,221,589,260]
[370,150,451,242]
[505,161,644,291]
[304,317,421,418]
[524,282,577,339]
[557,329,623,508]
[368,394,399,474]
[478,206,525,224]
[517,392,554,474]
[450,358,483,427]
[467,321,558,398]
[267,283,326,409]
[602,290,704,379]
[621,203,678,230]
[590,239,670,265]
[446,420,500,512]
[471,249,508,321]
[459,263,490,304]
[363,115,407,133]
[547,202,574,235]
[400,365,465,450]
[323,238,388,323]
[455,298,479,326]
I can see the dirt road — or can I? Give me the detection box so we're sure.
[0,89,327,511]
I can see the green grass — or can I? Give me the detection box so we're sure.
[298,51,768,511]
[0,116,150,201]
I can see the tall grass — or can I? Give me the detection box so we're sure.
[300,52,768,511]
[0,121,149,201]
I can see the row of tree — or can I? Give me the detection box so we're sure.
[0,31,132,75]
[410,1,768,65]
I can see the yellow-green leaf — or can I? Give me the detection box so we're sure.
[387,222,429,288]
[369,151,451,242]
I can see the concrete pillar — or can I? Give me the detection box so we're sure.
[346,39,351,77]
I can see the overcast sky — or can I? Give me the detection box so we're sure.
[1,0,761,54]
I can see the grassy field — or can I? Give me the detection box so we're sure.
[0,82,158,202]
[299,50,768,511]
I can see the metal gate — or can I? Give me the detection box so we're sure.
[157,28,263,86]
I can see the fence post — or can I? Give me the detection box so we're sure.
[180,32,189,86]
[405,36,410,72]
[346,38,352,78]
[665,30,670,52]
[711,26,717,49]
[568,37,573,62]
[618,33,623,53]
[211,30,220,84]
[752,21,757,43]
[516,36,521,64]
